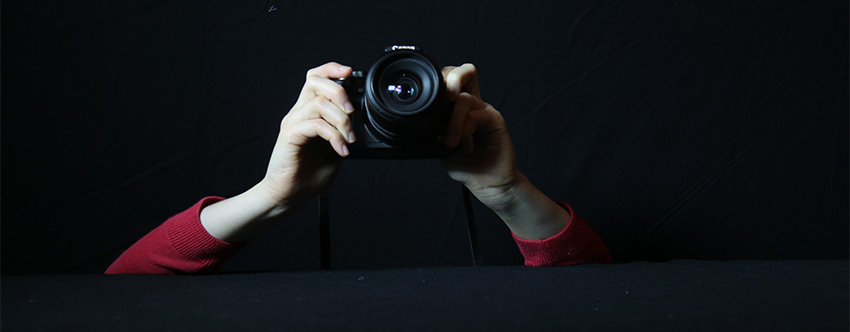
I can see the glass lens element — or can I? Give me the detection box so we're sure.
[385,74,420,104]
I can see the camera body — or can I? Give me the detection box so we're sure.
[336,46,450,158]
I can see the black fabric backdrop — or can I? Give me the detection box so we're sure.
[2,0,848,274]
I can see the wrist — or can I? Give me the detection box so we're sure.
[468,170,527,214]
[253,179,295,219]
[199,182,290,243]
[472,173,570,241]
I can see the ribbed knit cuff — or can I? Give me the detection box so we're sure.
[512,202,611,266]
[167,197,246,267]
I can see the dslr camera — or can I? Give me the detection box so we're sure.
[336,46,451,158]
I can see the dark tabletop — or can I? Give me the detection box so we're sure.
[3,260,848,331]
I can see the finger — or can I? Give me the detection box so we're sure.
[289,118,350,157]
[459,110,488,155]
[297,62,353,109]
[441,66,456,80]
[441,66,456,99]
[295,96,356,144]
[459,104,505,156]
[458,111,479,155]
[302,75,355,114]
[445,92,487,148]
[444,63,480,100]
[306,61,352,80]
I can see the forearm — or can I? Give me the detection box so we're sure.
[473,173,570,241]
[474,173,612,266]
[199,181,288,243]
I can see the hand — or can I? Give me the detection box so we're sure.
[440,64,571,240]
[259,62,357,211]
[440,64,519,208]
[200,62,356,242]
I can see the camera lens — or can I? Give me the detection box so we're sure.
[364,49,446,145]
[385,74,420,104]
[373,59,434,116]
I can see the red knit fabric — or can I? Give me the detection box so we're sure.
[512,202,612,266]
[105,197,246,274]
[106,198,610,274]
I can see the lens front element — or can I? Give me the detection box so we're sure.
[364,49,445,145]
[385,74,421,104]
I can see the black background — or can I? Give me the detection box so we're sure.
[2,0,847,274]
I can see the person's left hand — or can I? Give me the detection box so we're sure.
[439,64,521,209]
[439,64,571,240]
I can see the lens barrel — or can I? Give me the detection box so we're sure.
[364,49,444,145]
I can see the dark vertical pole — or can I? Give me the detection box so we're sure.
[462,186,483,266]
[319,192,331,269]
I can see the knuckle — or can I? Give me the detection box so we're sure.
[283,125,301,140]
[309,120,329,137]
[458,91,474,101]
[338,115,352,128]
[308,95,326,107]
[306,62,338,79]
[304,75,318,87]
[331,133,345,144]
[331,84,347,99]
[280,112,297,127]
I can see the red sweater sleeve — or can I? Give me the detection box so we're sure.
[105,197,247,274]
[512,201,612,266]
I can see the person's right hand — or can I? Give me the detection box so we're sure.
[259,62,357,214]
[200,62,356,242]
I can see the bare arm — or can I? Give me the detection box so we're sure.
[200,62,356,243]
[440,64,570,241]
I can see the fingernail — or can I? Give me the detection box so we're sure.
[344,101,354,113]
[348,131,357,143]
[340,65,351,72]
[341,144,350,156]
